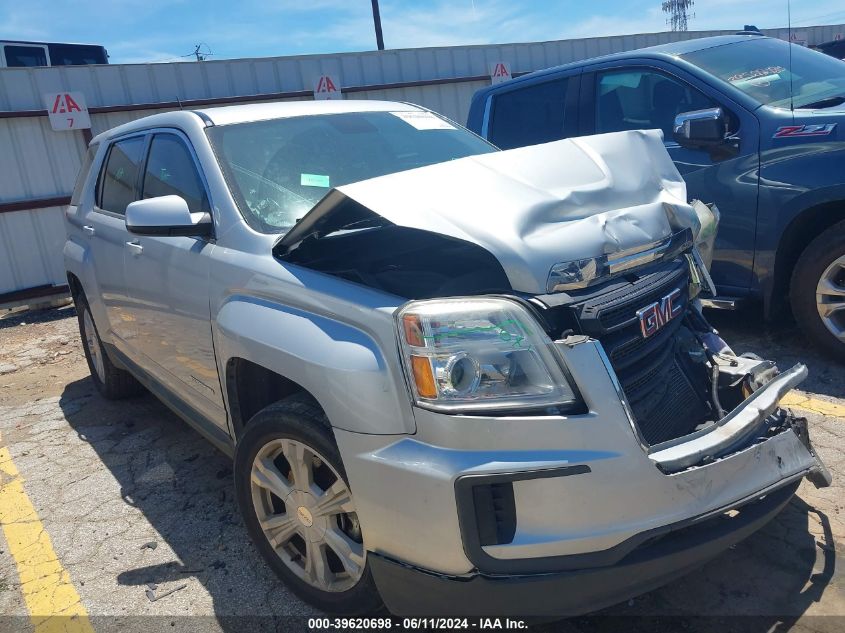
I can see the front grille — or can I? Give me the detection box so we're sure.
[558,259,711,445]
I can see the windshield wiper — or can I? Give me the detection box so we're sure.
[799,95,845,109]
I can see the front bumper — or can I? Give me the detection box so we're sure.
[370,480,799,616]
[335,339,829,614]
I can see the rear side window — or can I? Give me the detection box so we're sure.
[70,143,99,206]
[141,134,210,213]
[4,45,47,67]
[489,78,568,150]
[98,136,145,214]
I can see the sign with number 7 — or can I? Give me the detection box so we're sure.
[43,92,91,131]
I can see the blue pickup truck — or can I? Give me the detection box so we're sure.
[467,34,845,359]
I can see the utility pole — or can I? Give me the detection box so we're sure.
[193,44,205,62]
[662,0,695,31]
[371,0,385,50]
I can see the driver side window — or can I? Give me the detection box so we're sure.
[141,134,210,213]
[596,69,716,139]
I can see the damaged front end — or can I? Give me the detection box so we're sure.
[275,128,829,486]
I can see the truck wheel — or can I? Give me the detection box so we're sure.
[234,394,383,614]
[75,295,145,399]
[790,220,845,361]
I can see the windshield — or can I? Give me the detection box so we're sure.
[207,110,495,233]
[682,37,845,109]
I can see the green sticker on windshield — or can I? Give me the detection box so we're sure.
[301,173,330,187]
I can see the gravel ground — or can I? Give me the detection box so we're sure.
[0,304,842,633]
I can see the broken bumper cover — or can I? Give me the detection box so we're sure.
[370,479,800,617]
[339,341,829,615]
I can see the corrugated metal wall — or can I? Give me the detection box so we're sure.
[1,23,843,299]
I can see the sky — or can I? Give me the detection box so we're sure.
[1,1,844,64]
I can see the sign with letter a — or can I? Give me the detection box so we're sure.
[490,62,512,85]
[314,74,342,100]
[44,92,91,131]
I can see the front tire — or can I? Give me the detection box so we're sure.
[234,395,383,614]
[790,220,845,361]
[75,294,144,399]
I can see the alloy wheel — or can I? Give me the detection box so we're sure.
[816,255,845,341]
[250,438,365,592]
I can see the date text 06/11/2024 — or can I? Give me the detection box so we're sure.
[307,618,529,629]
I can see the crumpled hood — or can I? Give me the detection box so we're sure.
[280,129,702,295]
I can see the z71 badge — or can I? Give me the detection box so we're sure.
[773,123,837,138]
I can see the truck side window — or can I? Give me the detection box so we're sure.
[98,136,145,215]
[3,45,47,67]
[596,69,715,138]
[489,78,568,150]
[142,134,210,213]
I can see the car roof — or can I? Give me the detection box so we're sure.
[496,34,765,86]
[92,100,425,143]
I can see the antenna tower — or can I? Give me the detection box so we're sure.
[662,0,695,31]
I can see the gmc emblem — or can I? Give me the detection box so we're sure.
[636,288,682,338]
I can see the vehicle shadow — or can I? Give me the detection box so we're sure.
[59,376,318,631]
[709,309,845,401]
[535,494,837,632]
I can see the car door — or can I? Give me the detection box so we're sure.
[122,130,226,429]
[580,63,760,294]
[86,134,146,347]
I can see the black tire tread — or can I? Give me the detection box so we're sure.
[75,294,145,399]
[789,219,845,362]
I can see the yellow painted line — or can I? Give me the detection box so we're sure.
[782,391,845,418]
[0,438,94,633]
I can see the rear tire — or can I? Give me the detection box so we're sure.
[234,394,383,614]
[75,294,145,399]
[790,220,845,362]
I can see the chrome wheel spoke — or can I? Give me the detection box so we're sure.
[324,526,365,576]
[260,513,300,548]
[313,480,354,518]
[304,540,332,590]
[282,441,315,490]
[252,456,294,500]
[818,278,845,298]
[818,301,845,318]
[250,438,365,592]
[816,256,845,340]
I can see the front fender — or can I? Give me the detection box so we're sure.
[214,296,414,435]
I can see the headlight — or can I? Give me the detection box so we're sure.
[396,297,578,412]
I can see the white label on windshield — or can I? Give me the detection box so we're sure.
[391,111,456,130]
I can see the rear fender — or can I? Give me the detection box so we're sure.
[63,234,108,338]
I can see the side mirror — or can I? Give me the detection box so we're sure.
[673,108,727,149]
[125,195,212,237]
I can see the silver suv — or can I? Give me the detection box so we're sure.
[64,100,830,616]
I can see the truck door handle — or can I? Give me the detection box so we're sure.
[126,241,144,256]
[82,225,96,236]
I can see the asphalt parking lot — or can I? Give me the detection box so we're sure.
[0,304,843,633]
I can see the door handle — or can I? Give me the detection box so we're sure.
[82,225,95,236]
[126,241,144,256]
